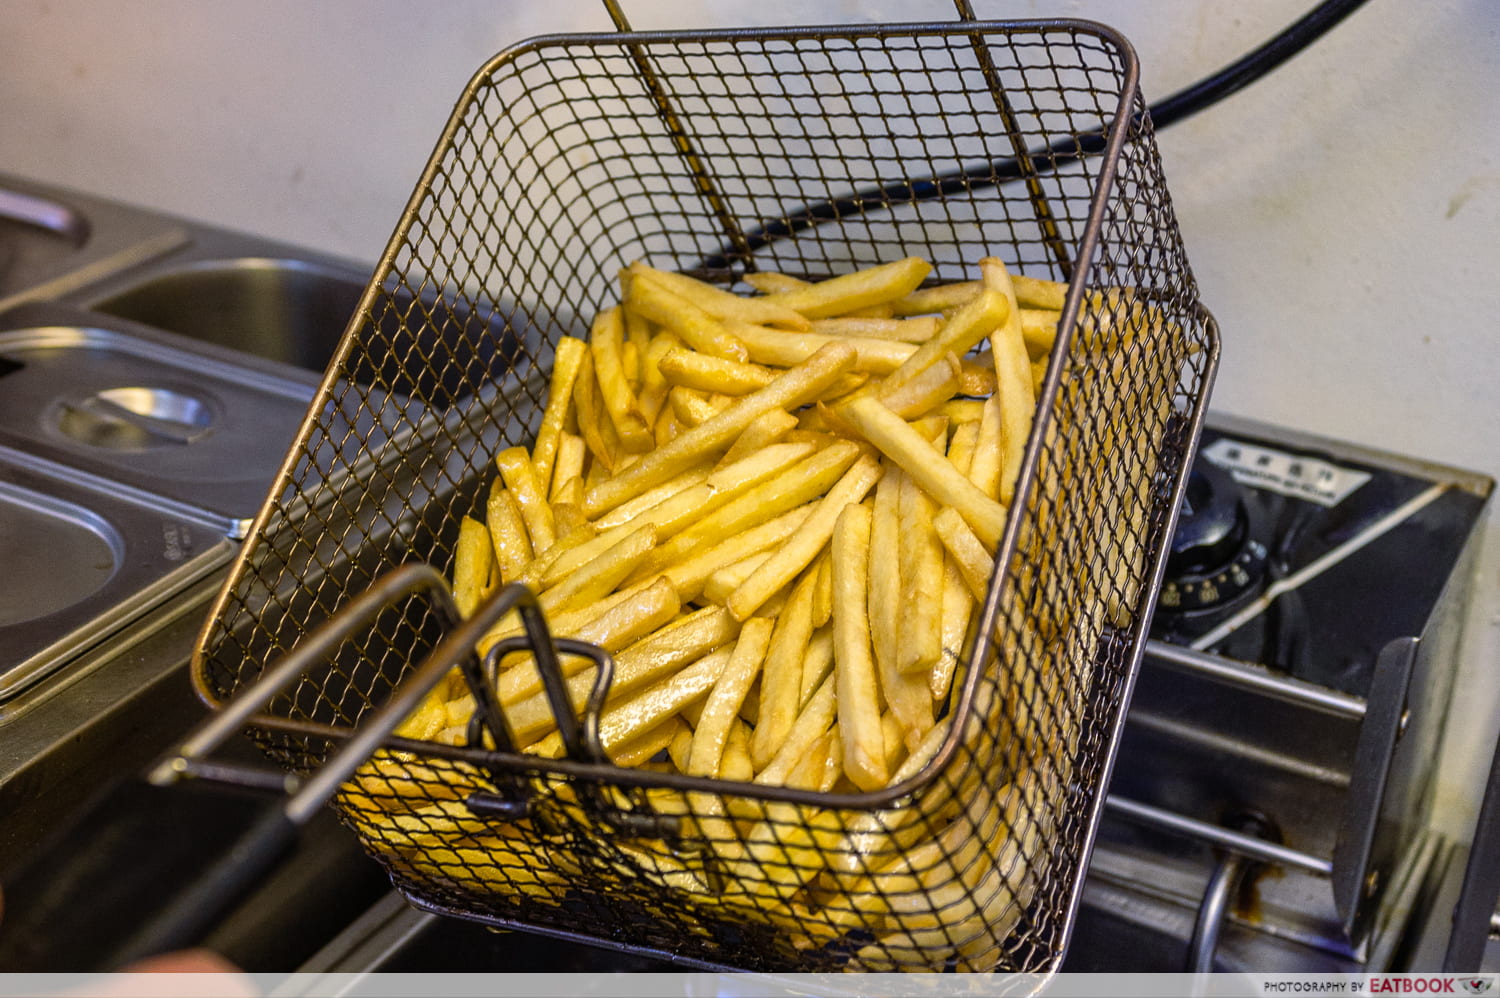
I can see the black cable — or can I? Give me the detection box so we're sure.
[699,0,1372,271]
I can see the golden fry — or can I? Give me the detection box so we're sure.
[761,257,932,319]
[740,271,807,294]
[668,385,724,428]
[451,516,493,617]
[484,482,533,585]
[839,396,1006,549]
[626,269,749,362]
[880,287,1007,396]
[718,408,800,468]
[532,646,733,759]
[535,524,655,617]
[572,351,619,473]
[810,550,833,630]
[590,306,654,453]
[630,263,810,330]
[808,316,940,343]
[581,342,857,517]
[531,336,587,495]
[687,617,775,778]
[890,280,980,317]
[1021,308,1061,359]
[726,454,883,621]
[728,323,918,375]
[644,439,861,574]
[878,352,961,420]
[1012,272,1068,311]
[659,347,776,396]
[750,572,817,771]
[755,672,836,787]
[831,502,887,791]
[548,433,586,503]
[968,395,1004,502]
[494,445,556,553]
[933,507,994,603]
[980,257,1038,506]
[896,457,944,676]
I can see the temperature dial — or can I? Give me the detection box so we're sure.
[1157,458,1269,622]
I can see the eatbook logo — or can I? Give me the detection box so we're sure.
[1461,980,1494,995]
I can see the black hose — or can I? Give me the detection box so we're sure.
[700,0,1373,271]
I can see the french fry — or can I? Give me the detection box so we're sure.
[946,419,980,479]
[667,721,696,773]
[808,316,940,343]
[890,280,980,317]
[934,507,994,603]
[581,341,858,518]
[659,347,777,396]
[589,442,813,553]
[968,395,1004,502]
[660,505,814,603]
[500,607,739,742]
[718,408,800,468]
[532,646,733,759]
[687,617,775,778]
[740,271,807,294]
[636,331,680,426]
[702,551,772,605]
[630,263,810,330]
[879,287,1007,394]
[750,572,817,771]
[623,307,653,381]
[761,257,932,319]
[535,524,655,617]
[755,671,836,787]
[547,433,586,503]
[839,396,1006,549]
[728,323,918,375]
[1021,308,1061,359]
[866,467,914,731]
[980,257,1037,506]
[626,269,749,362]
[494,446,556,553]
[593,462,712,531]
[484,483,533,585]
[831,502,887,791]
[957,355,997,396]
[612,717,685,768]
[531,336,587,494]
[590,306,654,453]
[644,439,862,574]
[1012,272,1068,311]
[726,454,882,621]
[934,558,975,703]
[939,398,986,427]
[799,626,834,708]
[810,550,833,630]
[895,456,944,676]
[877,352,961,420]
[668,385,720,428]
[721,719,755,782]
[572,351,619,472]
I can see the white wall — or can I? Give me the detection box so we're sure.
[3,0,1497,835]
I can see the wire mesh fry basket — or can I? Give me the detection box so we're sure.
[192,17,1218,974]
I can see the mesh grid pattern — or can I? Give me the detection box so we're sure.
[194,20,1216,974]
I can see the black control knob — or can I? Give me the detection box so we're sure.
[1158,459,1268,620]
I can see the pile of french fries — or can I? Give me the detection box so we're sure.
[342,252,1157,970]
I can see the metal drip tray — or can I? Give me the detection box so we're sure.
[0,320,316,536]
[0,454,230,704]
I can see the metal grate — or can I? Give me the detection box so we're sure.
[193,18,1217,974]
